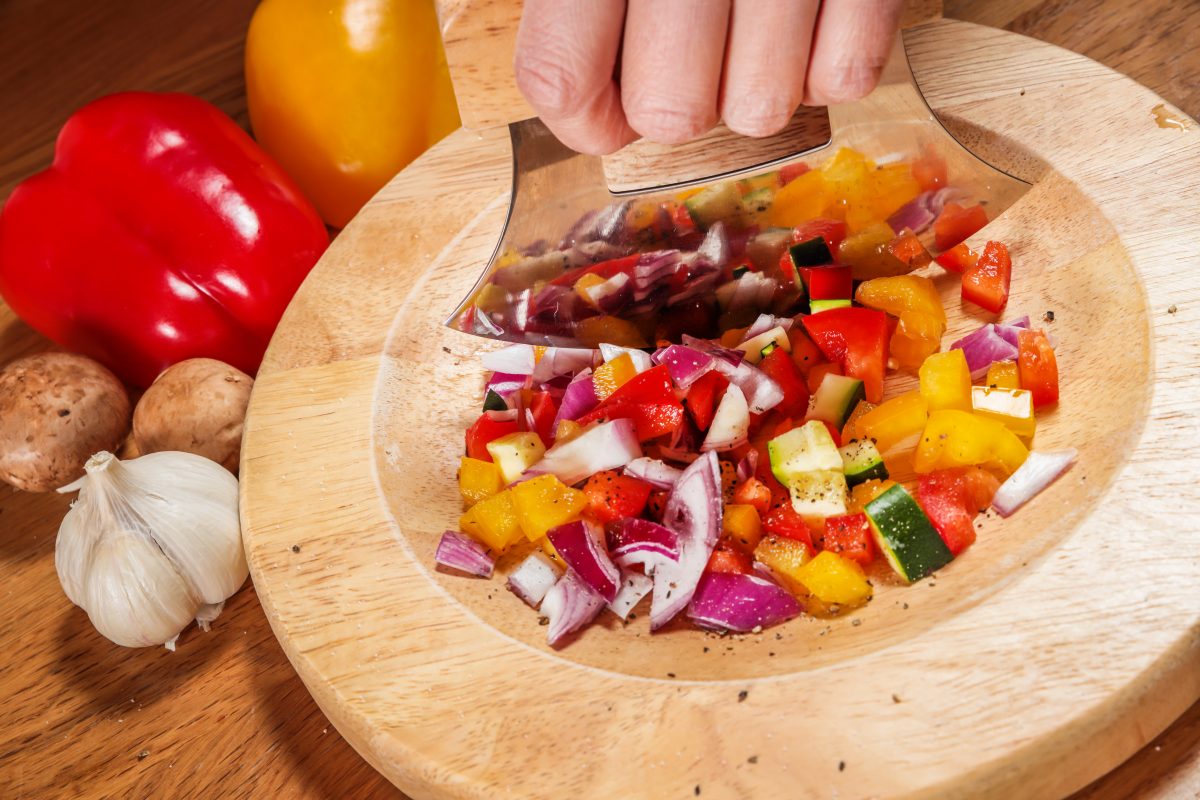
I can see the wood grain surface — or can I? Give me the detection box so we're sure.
[0,1,1198,798]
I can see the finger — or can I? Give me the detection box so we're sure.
[621,0,731,144]
[513,0,636,155]
[804,0,906,106]
[720,0,820,137]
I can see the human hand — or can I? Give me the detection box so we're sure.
[514,0,906,155]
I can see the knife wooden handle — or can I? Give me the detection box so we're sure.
[437,0,943,130]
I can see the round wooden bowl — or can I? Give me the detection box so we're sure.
[240,19,1200,800]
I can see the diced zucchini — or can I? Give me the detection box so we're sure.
[864,484,953,582]
[807,373,866,429]
[736,325,791,365]
[809,298,852,313]
[482,389,507,412]
[486,432,546,484]
[745,228,794,272]
[740,186,774,218]
[769,420,844,481]
[684,182,743,229]
[786,470,848,518]
[735,172,780,195]
[732,265,750,279]
[788,236,834,268]
[838,439,888,487]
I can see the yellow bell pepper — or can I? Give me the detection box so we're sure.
[855,275,947,370]
[971,386,1037,439]
[795,551,873,609]
[575,316,648,348]
[986,360,1020,389]
[914,410,1029,476]
[919,350,972,412]
[485,431,546,484]
[458,456,502,507]
[510,474,587,541]
[848,478,897,514]
[768,169,831,227]
[838,222,911,280]
[849,390,928,453]
[459,489,523,551]
[592,353,637,400]
[722,504,762,552]
[753,535,811,594]
[245,0,460,228]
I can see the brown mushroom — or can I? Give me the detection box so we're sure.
[0,352,132,492]
[130,358,253,473]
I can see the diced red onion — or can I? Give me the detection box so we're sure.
[667,267,720,307]
[741,313,795,343]
[547,519,621,602]
[650,451,723,630]
[716,270,776,318]
[951,324,1019,380]
[681,335,745,366]
[599,343,653,373]
[709,356,783,414]
[531,347,596,384]
[634,251,682,290]
[736,450,759,483]
[658,446,700,465]
[653,345,716,391]
[701,384,750,452]
[481,344,536,375]
[540,569,605,646]
[434,530,495,578]
[1007,315,1031,328]
[581,271,633,314]
[484,372,528,399]
[553,368,598,428]
[624,457,683,489]
[507,551,562,606]
[607,517,680,572]
[687,571,801,633]
[992,449,1078,517]
[698,221,730,266]
[608,570,654,620]
[484,408,518,423]
[887,194,937,234]
[527,418,643,485]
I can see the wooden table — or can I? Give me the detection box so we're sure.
[0,1,1196,797]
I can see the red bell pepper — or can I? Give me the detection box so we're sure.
[911,148,947,191]
[0,92,328,386]
[526,390,558,446]
[887,230,932,268]
[1017,329,1059,408]
[933,202,988,251]
[962,240,1012,313]
[792,218,848,252]
[935,242,978,273]
[732,476,772,515]
[550,254,640,287]
[582,470,654,523]
[683,369,728,432]
[762,501,815,553]
[818,513,875,566]
[917,467,1000,555]
[758,346,810,418]
[576,364,685,441]
[802,306,889,403]
[465,412,520,461]
[786,326,825,376]
[799,265,853,301]
[779,162,811,187]
[706,547,754,575]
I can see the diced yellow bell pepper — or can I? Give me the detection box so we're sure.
[574,272,607,307]
[591,352,636,400]
[459,489,523,551]
[838,222,911,280]
[795,551,873,608]
[986,360,1020,389]
[625,199,660,232]
[768,169,831,227]
[866,162,921,221]
[486,431,546,484]
[971,386,1037,439]
[538,536,566,564]
[919,350,973,412]
[575,316,648,348]
[914,410,1029,476]
[555,419,585,444]
[753,535,811,595]
[851,390,928,453]
[510,474,587,541]
[458,456,502,508]
[848,479,898,514]
[722,504,763,552]
[840,400,876,442]
[856,275,946,371]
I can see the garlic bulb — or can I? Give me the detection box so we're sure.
[55,450,247,649]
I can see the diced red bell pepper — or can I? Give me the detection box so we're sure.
[820,420,842,447]
[805,361,842,394]
[758,346,810,418]
[683,369,728,432]
[779,162,811,186]
[786,326,825,376]
[935,243,978,273]
[762,502,815,553]
[576,364,685,441]
[673,202,696,231]
[912,148,947,191]
[961,240,1012,314]
[792,218,848,252]
[582,470,654,523]
[732,476,773,515]
[1017,329,1059,408]
[887,230,932,268]
[550,254,641,287]
[706,547,755,575]
[465,412,520,462]
[917,467,1000,555]
[933,202,989,251]
[801,306,889,403]
[817,513,875,566]
[526,390,558,446]
[799,265,853,300]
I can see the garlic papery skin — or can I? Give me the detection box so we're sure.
[55,450,247,648]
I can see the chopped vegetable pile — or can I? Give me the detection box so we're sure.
[439,147,1076,646]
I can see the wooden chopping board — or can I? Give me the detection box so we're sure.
[238,16,1200,800]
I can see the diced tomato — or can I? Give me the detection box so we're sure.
[792,218,848,253]
[526,391,558,446]
[762,502,815,553]
[706,547,755,574]
[912,148,947,191]
[1017,329,1059,408]
[549,254,640,287]
[646,488,669,520]
[576,365,685,441]
[464,412,520,462]
[806,361,842,394]
[683,369,728,432]
[779,162,811,186]
[581,470,654,524]
[799,265,853,300]
[758,346,810,418]
[674,202,697,231]
[733,476,773,515]
[917,467,1000,555]
[801,306,889,403]
[817,513,875,566]
[887,230,932,268]
[961,240,1012,314]
[933,202,989,251]
[786,326,824,376]
[935,243,978,273]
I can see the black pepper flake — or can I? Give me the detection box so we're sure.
[748,755,759,764]
[442,346,452,354]
[851,618,862,627]
[58,408,70,417]
[737,690,748,702]
[902,603,909,610]
[703,646,710,653]
[892,693,902,704]
[667,672,676,678]
[838,761,846,772]
[768,651,775,657]
[1168,304,1178,314]
[291,544,301,553]
[695,786,701,796]
[137,750,150,761]
[538,618,549,626]
[1043,310,1055,322]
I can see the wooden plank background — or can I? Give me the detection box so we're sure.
[0,1,1197,797]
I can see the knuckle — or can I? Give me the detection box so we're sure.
[809,61,883,104]
[623,93,715,143]
[513,49,594,119]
